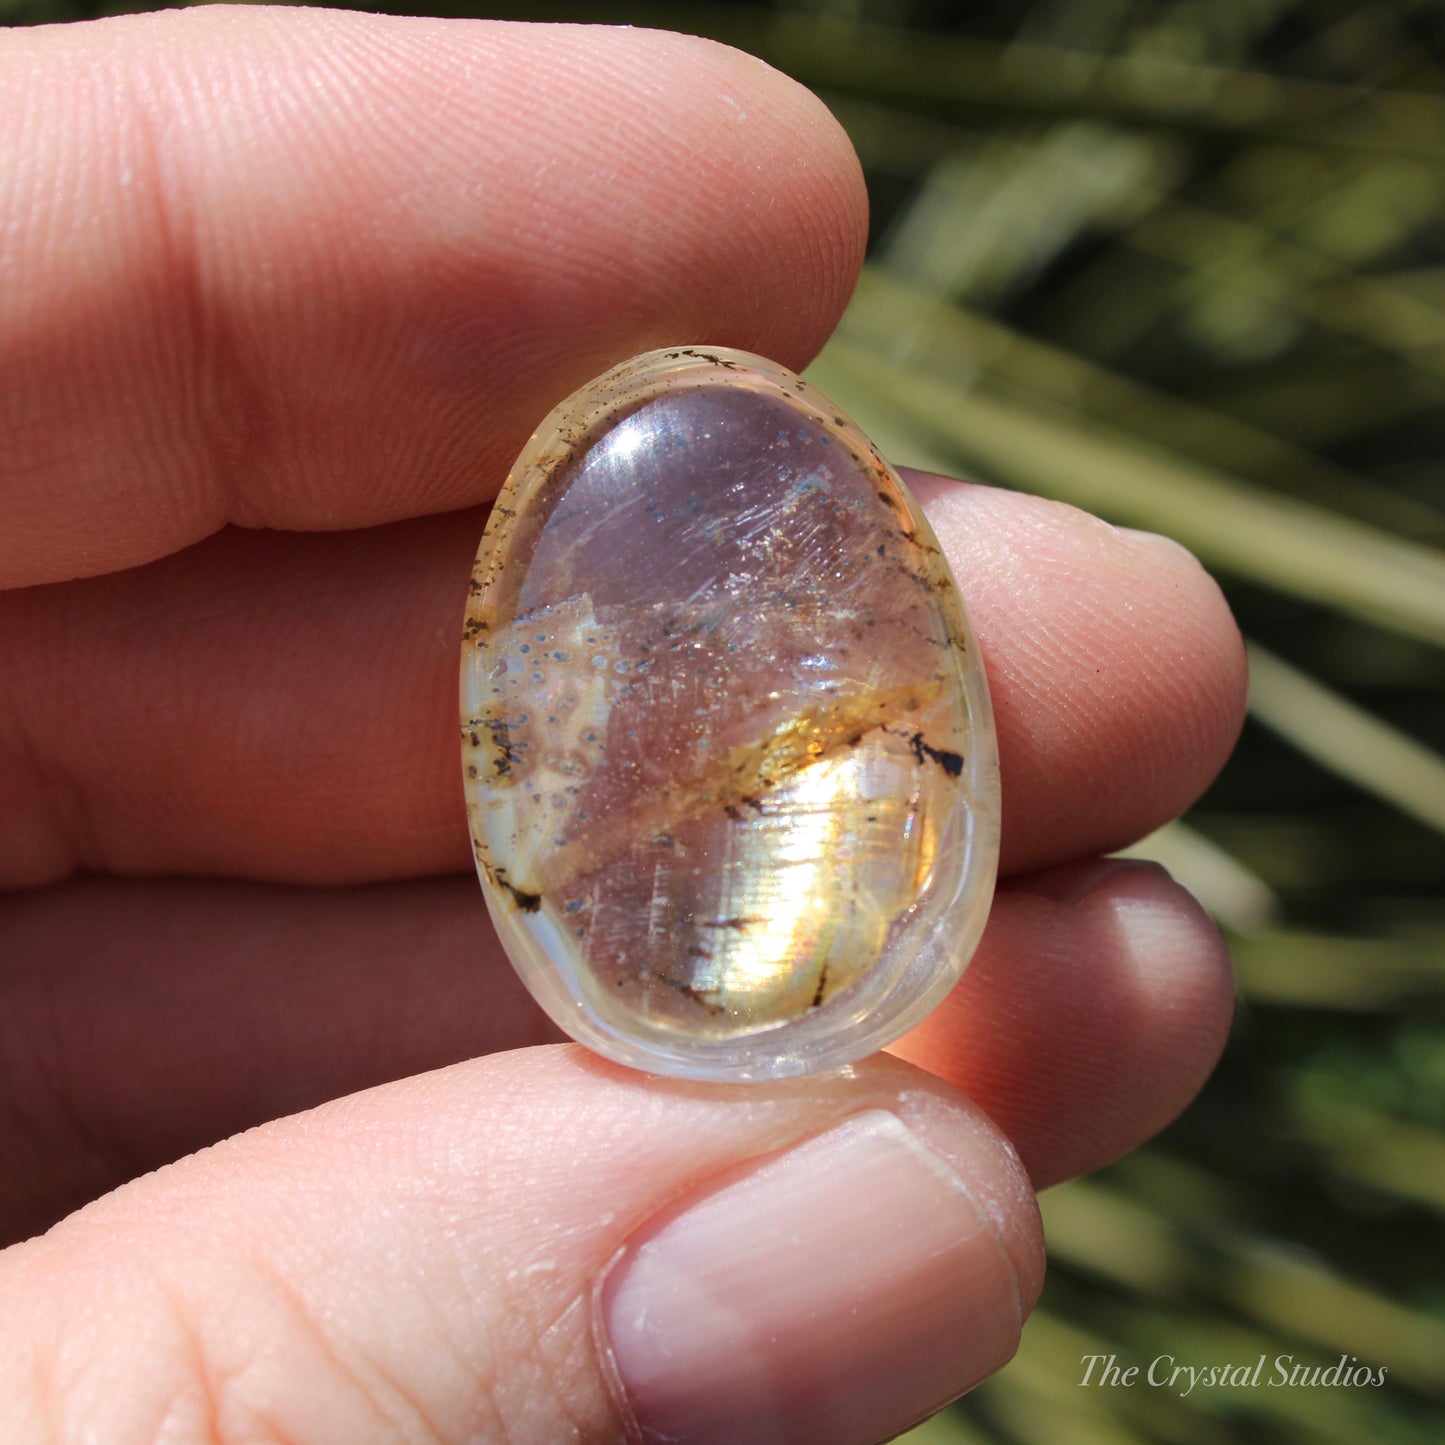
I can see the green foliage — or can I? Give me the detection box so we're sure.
[799,6,1445,1440]
[797,6,1445,1439]
[8,0,1442,1439]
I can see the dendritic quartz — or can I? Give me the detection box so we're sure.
[461,347,999,1080]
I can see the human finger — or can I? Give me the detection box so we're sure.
[0,858,1228,1237]
[0,875,553,1243]
[0,483,1245,886]
[904,470,1248,874]
[2,7,865,587]
[890,857,1235,1188]
[0,1047,1041,1445]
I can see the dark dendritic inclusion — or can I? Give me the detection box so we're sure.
[461,349,996,1075]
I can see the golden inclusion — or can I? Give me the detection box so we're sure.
[461,347,999,1080]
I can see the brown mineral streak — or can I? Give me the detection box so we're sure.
[482,678,945,898]
[460,346,997,1061]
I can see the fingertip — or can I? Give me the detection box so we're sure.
[2,11,869,584]
[1117,522,1250,766]
[905,474,1248,871]
[893,857,1236,1187]
[601,1106,1026,1442]
[0,1046,1043,1445]
[1054,859,1237,1167]
[659,29,870,367]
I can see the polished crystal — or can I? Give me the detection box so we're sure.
[461,347,999,1080]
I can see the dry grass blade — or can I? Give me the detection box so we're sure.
[1232,929,1445,1009]
[1283,1091,1445,1214]
[500,2,1445,157]
[809,333,1445,647]
[1246,642,1445,837]
[837,265,1444,541]
[7,2,1444,1443]
[1042,1181,1445,1390]
[1115,820,1280,934]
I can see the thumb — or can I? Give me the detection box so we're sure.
[1,1045,1041,1445]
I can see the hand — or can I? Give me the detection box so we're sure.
[0,8,1245,1442]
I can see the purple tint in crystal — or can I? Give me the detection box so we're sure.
[462,348,998,1080]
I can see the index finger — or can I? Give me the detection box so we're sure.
[2,7,866,587]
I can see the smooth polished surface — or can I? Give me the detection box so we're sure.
[462,347,998,1078]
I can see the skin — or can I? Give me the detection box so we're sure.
[0,9,1247,1441]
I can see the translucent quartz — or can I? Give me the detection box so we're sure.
[461,348,999,1080]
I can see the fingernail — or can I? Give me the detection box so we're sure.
[600,1110,1021,1445]
[1010,856,1170,905]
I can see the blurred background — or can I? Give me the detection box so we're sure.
[9,0,1445,1440]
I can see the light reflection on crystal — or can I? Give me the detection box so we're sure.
[461,347,999,1080]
